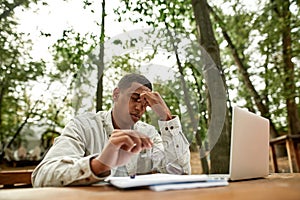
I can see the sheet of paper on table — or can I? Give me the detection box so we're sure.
[104,173,229,191]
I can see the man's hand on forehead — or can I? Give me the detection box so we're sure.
[128,85,172,121]
[129,92,150,107]
[139,91,159,107]
[140,91,172,121]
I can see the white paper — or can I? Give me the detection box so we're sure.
[149,180,229,191]
[105,173,228,189]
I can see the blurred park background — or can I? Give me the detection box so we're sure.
[0,0,299,175]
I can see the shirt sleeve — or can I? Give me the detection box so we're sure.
[158,116,191,174]
[31,119,107,187]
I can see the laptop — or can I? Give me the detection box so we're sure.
[209,106,270,181]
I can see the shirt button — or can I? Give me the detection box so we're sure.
[170,126,174,130]
[176,144,179,148]
[165,127,168,131]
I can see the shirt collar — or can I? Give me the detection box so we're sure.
[101,110,114,137]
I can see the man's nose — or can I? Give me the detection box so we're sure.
[135,101,147,111]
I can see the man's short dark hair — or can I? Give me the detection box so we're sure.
[118,73,152,91]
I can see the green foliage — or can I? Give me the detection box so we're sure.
[1,0,299,161]
[0,1,49,153]
[52,29,97,74]
[115,0,194,33]
[50,29,100,115]
[114,0,299,138]
[213,0,300,132]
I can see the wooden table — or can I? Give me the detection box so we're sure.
[0,173,299,200]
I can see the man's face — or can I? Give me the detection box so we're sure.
[113,82,151,129]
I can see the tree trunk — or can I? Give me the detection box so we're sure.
[191,0,230,174]
[0,80,7,158]
[164,22,210,174]
[96,0,105,112]
[280,0,300,135]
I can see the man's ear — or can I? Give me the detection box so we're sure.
[113,88,120,102]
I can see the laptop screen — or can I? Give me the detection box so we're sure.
[229,107,270,181]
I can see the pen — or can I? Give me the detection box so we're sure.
[130,174,136,179]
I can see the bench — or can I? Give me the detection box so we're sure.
[0,169,33,188]
[269,134,300,173]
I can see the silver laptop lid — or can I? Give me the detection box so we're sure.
[229,107,270,181]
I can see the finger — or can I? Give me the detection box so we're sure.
[139,92,152,106]
[129,137,152,153]
[123,130,153,152]
[132,132,153,150]
[140,136,153,149]
[140,92,162,107]
[128,143,141,154]
[110,134,136,151]
[124,130,144,153]
[111,130,152,153]
[114,132,143,153]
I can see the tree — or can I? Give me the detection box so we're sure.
[208,0,300,138]
[0,0,46,158]
[191,0,230,174]
[51,29,98,115]
[272,0,300,136]
[96,0,106,112]
[207,4,279,138]
[115,0,219,173]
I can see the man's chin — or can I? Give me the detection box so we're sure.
[130,115,140,123]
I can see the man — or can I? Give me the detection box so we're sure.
[32,73,191,187]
